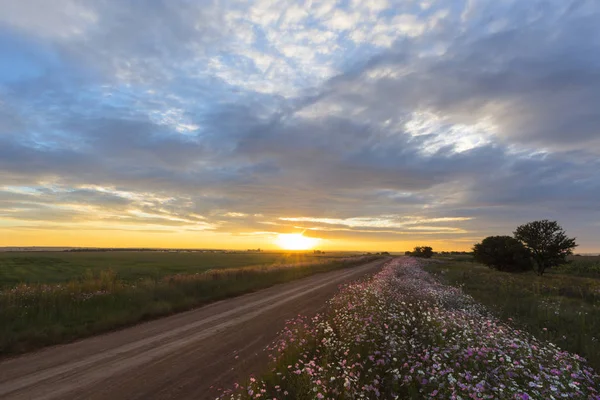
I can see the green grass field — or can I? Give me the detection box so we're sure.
[0,251,380,356]
[0,251,353,287]
[555,255,600,277]
[424,260,600,370]
[434,253,600,277]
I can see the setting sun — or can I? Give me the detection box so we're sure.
[275,233,320,250]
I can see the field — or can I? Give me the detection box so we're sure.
[0,251,353,287]
[221,258,600,399]
[434,253,600,278]
[555,255,600,277]
[0,251,378,356]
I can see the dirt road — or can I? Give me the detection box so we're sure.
[0,258,388,400]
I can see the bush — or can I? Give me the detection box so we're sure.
[473,236,532,272]
[411,246,433,258]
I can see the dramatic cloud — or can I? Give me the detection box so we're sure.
[1,0,599,250]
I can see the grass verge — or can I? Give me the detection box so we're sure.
[424,260,600,371]
[0,255,381,357]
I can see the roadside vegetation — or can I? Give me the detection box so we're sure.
[222,258,599,399]
[425,260,600,371]
[0,254,381,356]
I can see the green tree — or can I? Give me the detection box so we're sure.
[412,246,434,258]
[514,220,577,276]
[473,236,532,272]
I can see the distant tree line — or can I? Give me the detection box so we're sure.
[438,251,473,255]
[473,220,577,276]
[404,249,474,258]
[405,246,434,258]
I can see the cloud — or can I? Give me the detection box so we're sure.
[279,216,472,229]
[319,1,600,152]
[1,0,600,250]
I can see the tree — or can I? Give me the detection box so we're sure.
[404,251,412,256]
[412,246,433,258]
[473,236,532,272]
[514,220,577,276]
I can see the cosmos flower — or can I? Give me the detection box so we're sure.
[222,259,600,399]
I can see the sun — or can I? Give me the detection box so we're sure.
[275,233,320,251]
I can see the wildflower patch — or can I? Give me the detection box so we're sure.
[223,258,600,399]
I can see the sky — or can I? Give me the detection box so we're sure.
[0,0,599,252]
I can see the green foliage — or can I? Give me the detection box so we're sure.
[473,235,532,273]
[514,220,577,275]
[424,261,600,371]
[411,246,433,258]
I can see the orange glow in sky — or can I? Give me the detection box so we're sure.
[275,233,321,251]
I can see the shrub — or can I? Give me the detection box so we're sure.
[411,246,433,258]
[473,235,532,272]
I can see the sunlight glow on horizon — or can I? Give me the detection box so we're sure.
[275,233,321,251]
